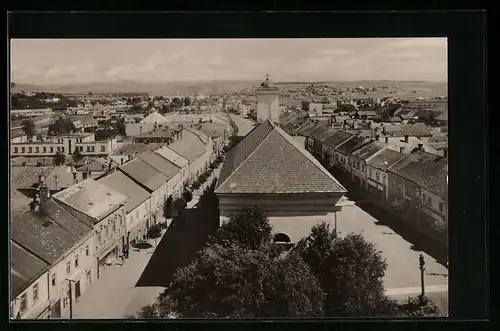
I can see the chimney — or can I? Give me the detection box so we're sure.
[38,175,49,213]
[385,136,389,144]
[404,135,409,143]
[400,147,404,153]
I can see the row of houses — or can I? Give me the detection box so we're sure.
[279,113,448,233]
[10,125,230,320]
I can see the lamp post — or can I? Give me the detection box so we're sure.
[418,254,426,316]
[66,279,76,319]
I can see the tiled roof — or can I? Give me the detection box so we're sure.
[112,143,164,156]
[118,158,168,192]
[69,115,98,126]
[316,127,338,142]
[323,130,354,149]
[11,199,92,264]
[388,151,448,197]
[294,120,317,135]
[167,130,207,162]
[11,242,50,298]
[11,166,83,192]
[309,125,330,141]
[302,122,329,137]
[216,120,347,194]
[367,148,405,171]
[98,171,150,212]
[138,150,181,180]
[336,135,371,155]
[352,141,386,160]
[135,126,173,139]
[53,178,127,221]
[155,146,189,168]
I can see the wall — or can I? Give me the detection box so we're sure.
[11,272,50,319]
[420,188,447,223]
[126,198,151,243]
[49,234,95,319]
[264,213,340,243]
[11,143,65,156]
[256,89,280,122]
[94,205,127,260]
[218,193,343,219]
[125,123,156,137]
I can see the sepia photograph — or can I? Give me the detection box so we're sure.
[9,38,448,320]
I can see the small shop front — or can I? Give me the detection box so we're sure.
[96,240,122,279]
[128,219,148,247]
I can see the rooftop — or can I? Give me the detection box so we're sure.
[140,111,168,124]
[167,130,207,162]
[315,127,339,142]
[135,126,174,139]
[112,143,164,156]
[97,171,150,212]
[367,148,406,171]
[138,150,181,180]
[11,166,83,194]
[193,122,226,138]
[351,140,386,160]
[119,158,168,192]
[53,178,127,221]
[216,119,347,194]
[323,130,355,149]
[155,146,189,168]
[11,242,50,298]
[336,135,371,155]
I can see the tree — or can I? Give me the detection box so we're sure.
[21,119,36,137]
[297,222,398,317]
[160,243,324,318]
[182,190,193,203]
[208,206,273,250]
[48,117,76,136]
[172,197,187,218]
[54,151,66,166]
[72,147,83,163]
[183,96,191,106]
[163,195,174,219]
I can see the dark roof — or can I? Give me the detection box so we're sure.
[309,125,331,141]
[135,126,173,139]
[336,135,371,155]
[138,150,181,180]
[112,143,164,156]
[351,141,386,160]
[323,130,354,149]
[316,127,338,142]
[367,148,406,171]
[389,151,448,197]
[11,242,50,298]
[119,158,168,192]
[294,120,317,135]
[98,171,150,212]
[216,120,346,194]
[302,122,329,137]
[11,199,92,264]
[11,166,84,192]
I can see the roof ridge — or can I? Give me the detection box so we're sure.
[216,120,274,190]
[50,199,93,231]
[273,124,347,192]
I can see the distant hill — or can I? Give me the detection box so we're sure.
[12,80,446,96]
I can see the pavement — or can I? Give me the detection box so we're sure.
[336,198,449,315]
[72,231,168,319]
[229,114,255,136]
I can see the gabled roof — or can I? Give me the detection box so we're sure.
[135,126,173,139]
[11,199,92,265]
[215,120,347,194]
[309,125,330,141]
[112,143,163,156]
[11,242,50,298]
[167,130,207,162]
[155,146,189,168]
[302,122,328,137]
[336,135,371,155]
[367,148,406,171]
[140,111,168,124]
[351,141,386,161]
[53,178,127,221]
[294,120,317,135]
[316,127,338,142]
[98,171,150,212]
[11,166,84,193]
[118,158,168,192]
[388,151,448,197]
[138,150,181,180]
[323,130,354,149]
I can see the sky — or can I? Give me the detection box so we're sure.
[11,38,447,85]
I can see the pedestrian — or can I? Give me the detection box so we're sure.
[120,254,125,266]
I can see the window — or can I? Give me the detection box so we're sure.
[66,261,71,274]
[112,220,116,232]
[85,245,89,256]
[43,147,47,153]
[75,254,79,268]
[33,283,39,302]
[439,203,445,213]
[101,146,106,152]
[22,147,25,153]
[86,146,91,152]
[382,174,386,182]
[376,172,380,181]
[51,272,56,286]
[14,147,18,153]
[50,147,53,153]
[91,146,95,152]
[36,146,39,153]
[96,231,101,244]
[136,210,139,219]
[79,146,83,152]
[369,169,372,178]
[28,147,33,153]
[428,197,432,206]
[57,147,60,152]
[422,193,427,203]
[61,147,65,153]
[105,225,109,237]
[20,293,27,312]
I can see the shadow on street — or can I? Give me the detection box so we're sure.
[135,206,219,288]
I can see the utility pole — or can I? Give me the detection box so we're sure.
[66,279,76,319]
[418,254,426,316]
[334,212,338,236]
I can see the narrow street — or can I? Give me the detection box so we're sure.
[229,114,255,136]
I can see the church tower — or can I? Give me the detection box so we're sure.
[255,74,281,123]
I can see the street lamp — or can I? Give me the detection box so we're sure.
[418,254,426,316]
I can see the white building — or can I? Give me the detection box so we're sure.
[255,76,281,123]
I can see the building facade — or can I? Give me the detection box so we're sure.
[255,76,281,123]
